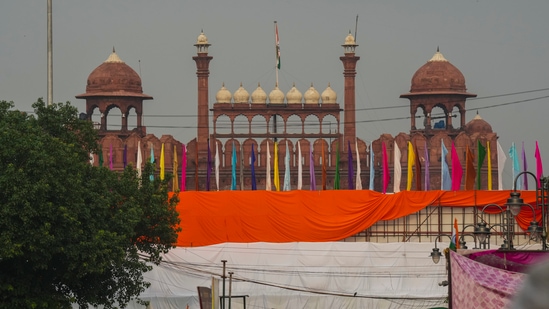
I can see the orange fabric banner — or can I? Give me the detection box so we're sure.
[174,190,539,247]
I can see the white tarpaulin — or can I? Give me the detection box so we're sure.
[120,242,449,309]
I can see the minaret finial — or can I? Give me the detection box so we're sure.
[113,46,115,53]
[437,46,439,52]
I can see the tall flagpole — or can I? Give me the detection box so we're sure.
[274,21,280,86]
[47,0,53,106]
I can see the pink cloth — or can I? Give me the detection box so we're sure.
[451,250,525,309]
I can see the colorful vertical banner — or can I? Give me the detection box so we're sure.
[451,142,463,191]
[477,141,487,190]
[136,141,142,182]
[123,144,127,169]
[406,141,415,191]
[160,143,165,180]
[382,142,390,194]
[535,141,543,188]
[206,140,211,191]
[173,145,178,192]
[509,142,521,190]
[415,145,422,191]
[522,142,528,190]
[322,141,327,190]
[297,141,303,190]
[334,141,340,190]
[441,140,451,190]
[348,141,354,190]
[274,141,280,191]
[251,144,257,190]
[231,141,237,190]
[181,144,186,191]
[487,141,492,190]
[465,145,475,190]
[355,139,362,190]
[266,141,272,191]
[369,143,375,191]
[283,141,291,191]
[99,146,104,167]
[109,144,113,170]
[424,141,430,191]
[497,141,506,190]
[214,142,220,191]
[149,144,154,181]
[309,146,316,190]
[393,141,401,193]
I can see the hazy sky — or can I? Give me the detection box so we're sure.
[1,1,549,187]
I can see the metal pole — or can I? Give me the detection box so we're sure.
[228,272,233,309]
[221,260,227,309]
[47,0,53,106]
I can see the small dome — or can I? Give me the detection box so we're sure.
[321,83,337,104]
[344,32,356,45]
[409,49,468,94]
[304,83,320,104]
[76,49,152,99]
[251,83,267,104]
[233,82,249,103]
[269,83,285,104]
[286,83,302,104]
[216,83,232,103]
[465,113,493,134]
[196,31,209,45]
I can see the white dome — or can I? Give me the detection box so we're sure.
[233,82,250,103]
[304,83,320,104]
[196,31,208,45]
[216,83,232,103]
[321,83,337,104]
[251,82,267,104]
[286,83,302,104]
[269,83,285,104]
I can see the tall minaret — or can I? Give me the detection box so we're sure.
[340,31,359,151]
[193,31,212,154]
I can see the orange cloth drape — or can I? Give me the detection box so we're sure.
[174,190,539,247]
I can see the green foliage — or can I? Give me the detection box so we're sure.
[0,99,180,308]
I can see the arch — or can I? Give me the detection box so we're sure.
[242,139,259,167]
[286,114,302,135]
[251,114,267,134]
[431,105,447,130]
[413,105,427,130]
[268,114,284,135]
[304,114,320,134]
[127,105,139,131]
[233,114,249,135]
[450,105,463,129]
[224,139,241,173]
[105,104,123,131]
[215,115,231,135]
[321,114,338,134]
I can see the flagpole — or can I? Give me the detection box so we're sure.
[47,0,53,106]
[274,21,279,86]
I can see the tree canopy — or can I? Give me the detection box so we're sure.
[0,100,180,308]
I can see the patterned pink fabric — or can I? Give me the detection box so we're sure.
[451,250,526,309]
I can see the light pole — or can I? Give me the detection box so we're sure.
[506,171,548,250]
[430,234,453,308]
[477,199,541,250]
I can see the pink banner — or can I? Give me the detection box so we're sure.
[451,250,525,309]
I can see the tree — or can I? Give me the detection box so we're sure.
[0,100,180,308]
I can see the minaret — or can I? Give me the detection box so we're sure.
[340,31,360,151]
[193,31,212,154]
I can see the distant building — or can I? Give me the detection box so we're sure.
[77,31,501,242]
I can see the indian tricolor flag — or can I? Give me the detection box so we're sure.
[450,218,460,251]
[275,21,281,69]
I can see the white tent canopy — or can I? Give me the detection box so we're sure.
[122,242,449,309]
